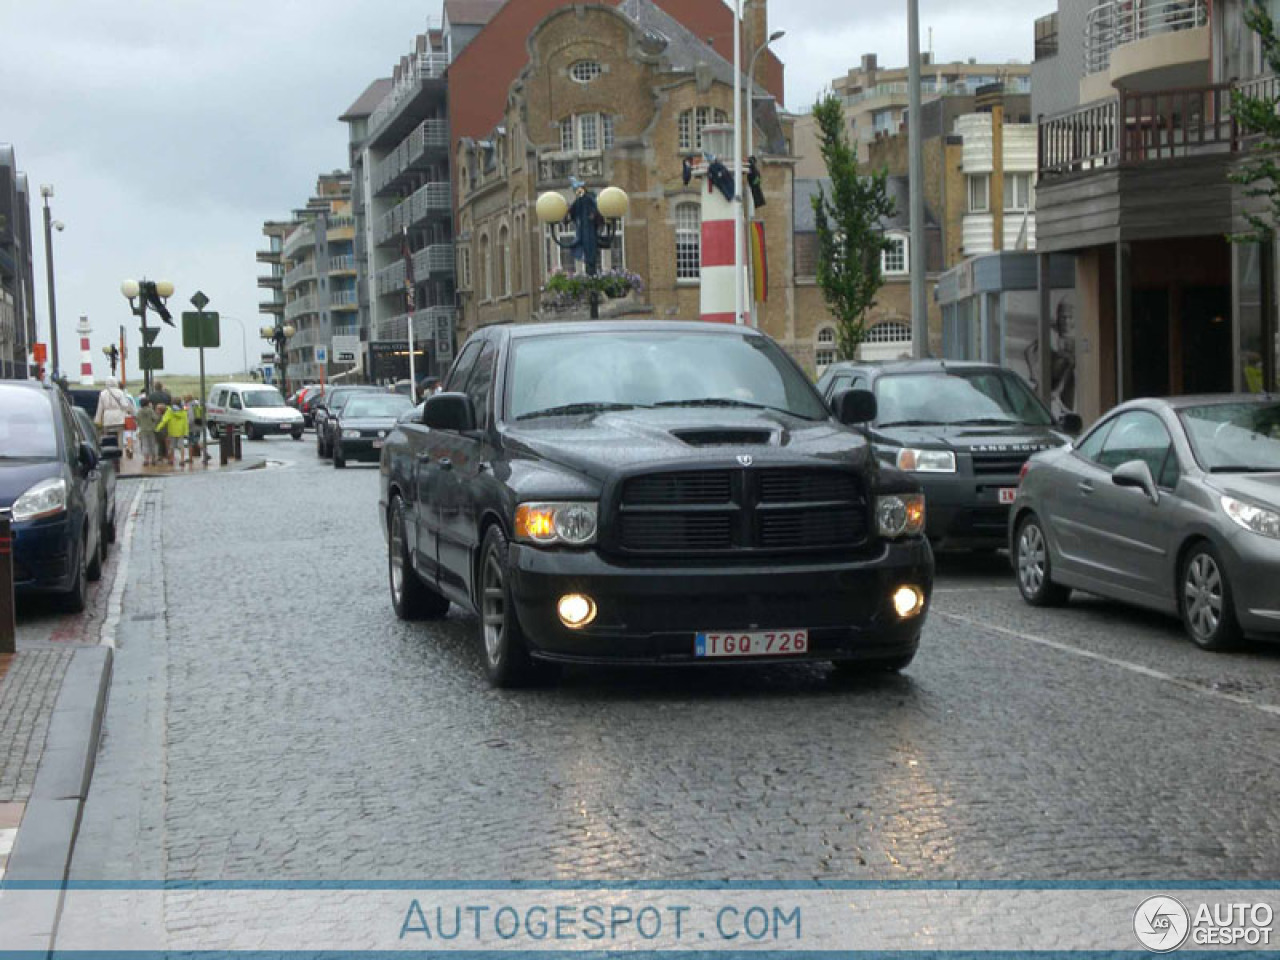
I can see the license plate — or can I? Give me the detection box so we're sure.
[695,630,809,658]
[998,487,1018,505]
[279,424,292,431]
[373,440,384,449]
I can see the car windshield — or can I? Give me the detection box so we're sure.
[506,331,830,422]
[874,371,1054,427]
[344,396,413,419]
[1178,401,1280,473]
[243,390,286,409]
[0,388,58,459]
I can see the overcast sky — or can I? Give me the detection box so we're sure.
[2,0,1054,379]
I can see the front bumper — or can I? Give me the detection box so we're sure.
[1220,527,1280,637]
[917,472,1021,550]
[10,514,75,594]
[338,438,386,461]
[507,539,934,665]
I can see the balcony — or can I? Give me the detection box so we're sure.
[259,300,285,315]
[375,305,456,344]
[415,243,454,278]
[329,254,357,274]
[283,223,316,258]
[326,216,356,239]
[257,274,283,290]
[367,53,449,148]
[331,290,358,310]
[284,260,315,289]
[373,119,450,197]
[284,294,319,322]
[376,261,407,298]
[256,249,281,264]
[1084,0,1208,97]
[374,182,451,247]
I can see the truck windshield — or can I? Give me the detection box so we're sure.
[506,331,830,423]
[875,371,1054,427]
[0,387,58,459]
[242,390,286,409]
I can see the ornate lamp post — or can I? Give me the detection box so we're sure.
[535,184,629,319]
[260,321,296,397]
[120,279,175,395]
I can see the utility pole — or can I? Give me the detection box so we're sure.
[908,0,929,358]
[40,186,61,377]
[733,0,746,325]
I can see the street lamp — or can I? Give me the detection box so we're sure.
[40,186,64,378]
[219,315,251,378]
[260,321,296,398]
[120,278,175,395]
[745,29,785,164]
[535,183,629,319]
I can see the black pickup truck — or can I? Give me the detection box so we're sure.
[379,321,934,687]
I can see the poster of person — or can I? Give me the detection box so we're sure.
[1003,290,1078,418]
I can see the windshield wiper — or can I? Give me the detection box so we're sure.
[876,419,946,428]
[948,418,1023,426]
[1208,465,1280,474]
[516,402,644,421]
[654,397,814,419]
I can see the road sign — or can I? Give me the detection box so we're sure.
[190,290,210,312]
[261,352,276,364]
[32,343,47,363]
[142,326,161,346]
[315,346,328,364]
[139,346,164,371]
[182,312,220,349]
[332,335,360,365]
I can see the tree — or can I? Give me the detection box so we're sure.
[1231,1,1280,242]
[810,93,897,361]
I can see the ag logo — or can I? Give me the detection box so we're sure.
[737,455,753,467]
[1134,896,1190,952]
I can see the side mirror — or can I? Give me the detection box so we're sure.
[1059,412,1084,436]
[78,442,100,472]
[1113,459,1159,504]
[833,388,877,426]
[422,392,476,433]
[100,446,123,461]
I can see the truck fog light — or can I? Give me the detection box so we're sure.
[892,585,925,620]
[558,594,598,629]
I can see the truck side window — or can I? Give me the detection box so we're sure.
[230,394,243,410]
[465,342,497,431]
[445,341,482,393]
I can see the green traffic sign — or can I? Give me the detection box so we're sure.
[182,311,220,349]
[190,290,210,311]
[139,346,165,371]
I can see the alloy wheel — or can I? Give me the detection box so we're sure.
[482,550,506,665]
[1018,523,1046,597]
[1184,553,1223,643]
[389,507,405,605]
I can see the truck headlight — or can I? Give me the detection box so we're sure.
[515,502,598,546]
[1221,495,1280,540]
[876,494,926,539]
[11,477,68,523]
[342,430,361,439]
[896,449,957,473]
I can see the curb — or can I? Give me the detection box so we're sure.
[116,456,268,480]
[0,645,113,951]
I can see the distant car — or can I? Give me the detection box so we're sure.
[0,380,121,612]
[206,383,304,441]
[331,394,414,468]
[816,360,1082,551]
[1011,395,1280,650]
[294,384,328,428]
[314,385,383,458]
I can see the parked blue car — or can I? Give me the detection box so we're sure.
[0,380,120,612]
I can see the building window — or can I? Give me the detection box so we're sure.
[882,234,908,275]
[545,230,575,275]
[558,113,613,152]
[1004,172,1034,212]
[560,117,575,152]
[579,114,599,152]
[480,233,492,301]
[603,221,626,272]
[570,60,603,84]
[512,217,524,292]
[968,174,990,214]
[459,245,472,291]
[816,327,837,370]
[675,202,701,279]
[603,114,615,149]
[497,225,510,297]
[678,107,729,152]
[865,321,912,344]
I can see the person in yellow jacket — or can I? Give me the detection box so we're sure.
[155,402,190,467]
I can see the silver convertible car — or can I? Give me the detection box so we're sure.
[1010,395,1280,650]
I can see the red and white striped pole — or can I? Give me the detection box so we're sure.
[697,125,748,326]
[77,315,94,385]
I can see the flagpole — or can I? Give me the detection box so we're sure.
[403,227,417,393]
[732,0,745,326]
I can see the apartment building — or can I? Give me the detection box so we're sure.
[794,53,1033,175]
[1035,0,1280,424]
[0,145,37,379]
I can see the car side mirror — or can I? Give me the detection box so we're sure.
[78,442,100,472]
[1059,412,1084,436]
[101,446,123,461]
[1113,459,1159,504]
[832,388,877,425]
[422,392,476,432]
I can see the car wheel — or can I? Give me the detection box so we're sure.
[292,429,303,441]
[1180,542,1242,651]
[247,424,260,441]
[388,496,449,621]
[1014,513,1071,607]
[478,525,548,688]
[86,526,104,583]
[333,444,346,469]
[208,422,220,440]
[104,504,117,545]
[59,537,88,613]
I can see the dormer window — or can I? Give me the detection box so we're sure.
[570,60,603,84]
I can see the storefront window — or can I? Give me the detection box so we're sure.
[1238,242,1266,393]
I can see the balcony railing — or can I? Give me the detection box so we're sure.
[1085,0,1208,76]
[326,215,355,233]
[373,119,450,196]
[1039,81,1245,178]
[284,260,315,289]
[376,261,407,298]
[414,243,454,278]
[330,290,358,308]
[374,182,451,246]
[376,305,456,344]
[284,294,319,322]
[368,53,449,135]
[283,223,315,257]
[329,254,356,274]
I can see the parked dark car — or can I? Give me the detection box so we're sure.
[379,321,934,687]
[315,385,383,458]
[331,393,414,468]
[0,380,120,612]
[63,386,134,450]
[294,384,328,428]
[816,360,1082,551]
[1012,395,1280,650]
[70,406,119,549]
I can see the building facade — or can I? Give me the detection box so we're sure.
[1036,0,1280,425]
[0,145,37,380]
[257,220,289,353]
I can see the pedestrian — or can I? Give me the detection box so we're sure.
[135,397,160,466]
[185,395,204,461]
[93,376,131,450]
[156,401,190,467]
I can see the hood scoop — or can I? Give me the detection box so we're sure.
[671,427,775,447]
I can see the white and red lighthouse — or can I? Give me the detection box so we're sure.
[696,124,750,326]
[77,315,94,385]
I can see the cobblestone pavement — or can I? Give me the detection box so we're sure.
[64,437,1280,886]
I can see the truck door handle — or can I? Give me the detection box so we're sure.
[439,458,453,471]
[1078,481,1094,495]
[417,453,432,464]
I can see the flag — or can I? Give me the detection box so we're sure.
[750,220,768,302]
[401,227,416,313]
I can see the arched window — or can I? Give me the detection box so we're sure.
[678,107,729,152]
[480,233,492,301]
[816,327,837,371]
[512,216,524,293]
[675,202,701,279]
[570,60,603,84]
[497,225,510,297]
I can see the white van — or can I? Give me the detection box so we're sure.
[206,383,304,441]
